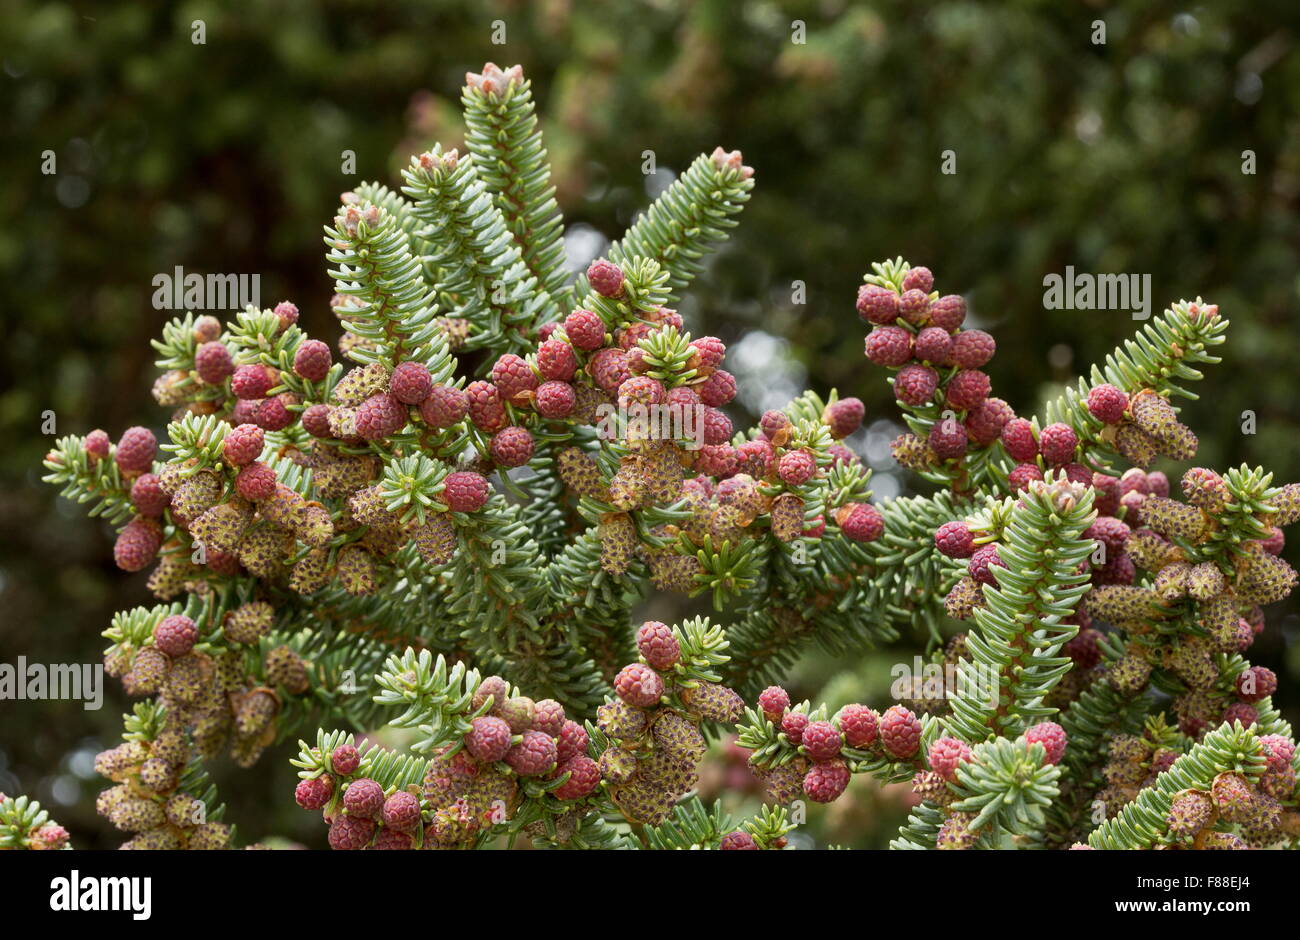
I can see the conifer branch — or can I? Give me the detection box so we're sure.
[576,149,754,301]
[401,146,553,356]
[944,477,1095,742]
[461,65,569,316]
[40,60,1299,854]
[324,200,449,367]
[0,794,71,850]
[1085,721,1272,849]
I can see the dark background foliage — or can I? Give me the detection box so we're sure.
[2,0,1298,848]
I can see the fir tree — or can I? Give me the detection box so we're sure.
[38,62,1299,851]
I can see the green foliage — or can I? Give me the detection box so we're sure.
[641,797,792,850]
[945,480,1096,741]
[370,648,484,756]
[13,6,1300,851]
[325,203,450,368]
[0,794,69,850]
[400,146,552,355]
[461,70,569,312]
[1087,722,1268,849]
[582,150,754,301]
[950,736,1061,836]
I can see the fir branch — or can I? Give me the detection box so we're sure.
[370,648,483,756]
[1033,301,1228,468]
[577,150,754,302]
[1086,721,1267,849]
[447,493,549,644]
[944,477,1095,742]
[513,447,571,558]
[949,735,1062,835]
[42,433,140,526]
[542,529,642,680]
[401,146,553,355]
[461,67,568,315]
[890,800,947,850]
[0,794,69,850]
[724,605,819,697]
[1042,679,1152,846]
[324,200,449,367]
[837,489,967,644]
[723,488,966,697]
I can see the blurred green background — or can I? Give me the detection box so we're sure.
[2,0,1299,849]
